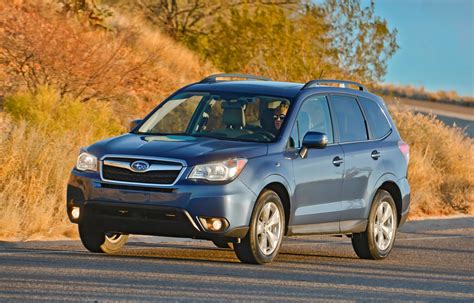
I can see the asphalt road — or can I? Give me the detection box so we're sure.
[413,111,474,138]
[1,217,473,302]
[384,96,474,138]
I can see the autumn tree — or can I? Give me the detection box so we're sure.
[324,0,398,82]
[0,3,160,102]
[195,4,342,81]
[104,0,298,44]
[56,0,113,30]
[122,0,399,83]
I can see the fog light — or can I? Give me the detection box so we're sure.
[199,217,228,232]
[211,218,223,231]
[71,206,80,220]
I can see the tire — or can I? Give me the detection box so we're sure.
[352,189,398,260]
[212,239,232,249]
[78,222,128,254]
[234,190,285,264]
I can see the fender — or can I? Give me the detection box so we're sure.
[259,173,294,198]
[240,172,294,208]
[364,172,399,218]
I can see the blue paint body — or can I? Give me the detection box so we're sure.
[67,80,410,240]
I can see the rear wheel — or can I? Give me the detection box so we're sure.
[78,222,128,254]
[352,190,397,260]
[234,190,285,264]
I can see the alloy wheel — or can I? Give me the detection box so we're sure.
[256,202,282,256]
[374,201,395,251]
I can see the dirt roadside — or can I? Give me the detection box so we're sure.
[385,96,474,121]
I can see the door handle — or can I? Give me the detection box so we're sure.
[332,156,344,166]
[371,150,381,160]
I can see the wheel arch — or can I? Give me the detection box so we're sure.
[262,182,291,235]
[375,179,403,225]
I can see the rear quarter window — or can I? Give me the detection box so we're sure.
[359,97,392,139]
[331,95,368,143]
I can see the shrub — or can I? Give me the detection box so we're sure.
[0,1,212,103]
[4,86,123,139]
[0,88,124,239]
[390,106,474,217]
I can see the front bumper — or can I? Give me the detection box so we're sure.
[67,169,255,240]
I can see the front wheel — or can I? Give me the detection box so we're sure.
[352,190,398,260]
[79,222,128,254]
[234,190,285,264]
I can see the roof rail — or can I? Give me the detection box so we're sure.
[200,73,272,83]
[302,79,368,92]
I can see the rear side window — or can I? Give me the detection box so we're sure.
[359,97,391,139]
[331,95,368,143]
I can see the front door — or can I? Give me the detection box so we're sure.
[289,95,344,234]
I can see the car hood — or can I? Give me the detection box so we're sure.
[87,133,268,166]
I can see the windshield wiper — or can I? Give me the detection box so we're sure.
[132,131,188,136]
[191,133,228,140]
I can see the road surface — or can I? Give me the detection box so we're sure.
[1,216,473,302]
[386,97,474,138]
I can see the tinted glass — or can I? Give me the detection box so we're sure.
[359,97,391,139]
[331,95,368,142]
[137,92,291,143]
[289,95,333,148]
[144,95,202,134]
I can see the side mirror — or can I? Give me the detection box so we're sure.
[129,119,142,132]
[299,131,328,158]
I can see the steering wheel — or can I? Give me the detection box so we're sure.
[253,130,276,141]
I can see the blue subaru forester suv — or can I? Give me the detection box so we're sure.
[67,74,410,264]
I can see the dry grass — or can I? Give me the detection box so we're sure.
[390,106,474,217]
[0,1,216,240]
[0,88,125,239]
[0,1,214,105]
[0,123,79,239]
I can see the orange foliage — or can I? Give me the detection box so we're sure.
[0,1,213,105]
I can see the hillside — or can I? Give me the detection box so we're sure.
[0,2,215,239]
[0,2,472,240]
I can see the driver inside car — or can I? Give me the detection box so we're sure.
[273,101,289,132]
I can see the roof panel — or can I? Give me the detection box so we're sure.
[182,81,304,98]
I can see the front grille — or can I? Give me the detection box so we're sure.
[101,156,183,185]
[104,157,179,166]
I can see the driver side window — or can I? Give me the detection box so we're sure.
[289,95,333,149]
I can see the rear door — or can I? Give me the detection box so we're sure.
[290,94,344,233]
[329,94,386,232]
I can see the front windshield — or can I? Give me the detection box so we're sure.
[136,92,292,143]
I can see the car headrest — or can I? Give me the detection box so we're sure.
[221,101,246,128]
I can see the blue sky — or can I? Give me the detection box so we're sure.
[372,0,473,96]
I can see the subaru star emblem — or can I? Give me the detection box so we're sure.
[130,160,150,172]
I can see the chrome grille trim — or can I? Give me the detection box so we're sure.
[100,154,187,187]
[103,159,182,172]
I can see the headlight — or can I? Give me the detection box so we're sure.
[188,158,248,182]
[76,152,98,172]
